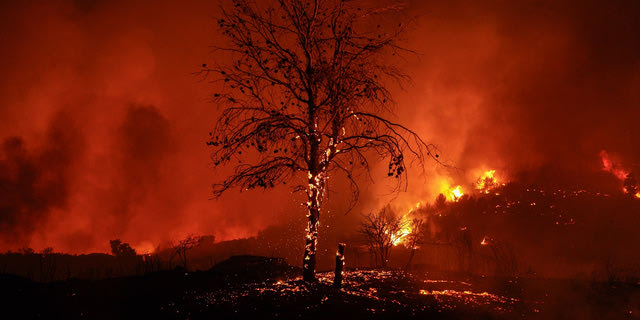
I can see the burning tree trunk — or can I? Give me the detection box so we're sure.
[303,171,322,281]
[334,243,346,288]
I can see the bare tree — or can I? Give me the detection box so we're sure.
[174,235,200,270]
[39,247,57,282]
[204,0,439,282]
[359,205,407,268]
[480,237,518,277]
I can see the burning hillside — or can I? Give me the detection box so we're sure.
[350,165,640,280]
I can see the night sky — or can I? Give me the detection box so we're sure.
[1,0,638,254]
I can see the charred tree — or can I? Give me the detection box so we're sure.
[333,243,346,288]
[205,0,439,282]
[359,205,407,268]
[39,247,56,282]
[174,235,200,270]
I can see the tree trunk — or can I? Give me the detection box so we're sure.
[405,248,416,271]
[381,246,390,268]
[333,243,346,288]
[303,172,321,282]
[372,249,378,268]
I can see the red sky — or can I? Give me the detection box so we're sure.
[1,0,638,253]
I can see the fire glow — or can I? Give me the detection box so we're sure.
[600,150,640,198]
[391,203,422,247]
[476,170,501,194]
[600,150,629,181]
[390,218,412,247]
[440,184,464,202]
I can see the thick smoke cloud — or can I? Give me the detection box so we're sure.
[105,105,175,236]
[390,0,640,192]
[0,111,84,245]
[0,0,638,256]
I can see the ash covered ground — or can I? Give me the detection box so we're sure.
[2,256,639,319]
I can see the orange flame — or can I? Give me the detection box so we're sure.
[449,185,464,201]
[476,170,497,192]
[391,202,424,246]
[390,219,412,246]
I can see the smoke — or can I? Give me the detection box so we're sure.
[382,0,640,198]
[0,111,84,245]
[103,105,176,235]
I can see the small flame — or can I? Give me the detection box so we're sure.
[391,214,413,246]
[406,202,422,214]
[600,150,640,198]
[449,185,464,201]
[600,150,629,181]
[480,236,490,246]
[476,170,498,193]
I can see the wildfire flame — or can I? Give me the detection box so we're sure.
[476,170,499,193]
[449,185,464,201]
[390,202,424,246]
[390,219,412,246]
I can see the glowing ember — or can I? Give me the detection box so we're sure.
[188,270,534,316]
[480,236,490,246]
[419,289,520,305]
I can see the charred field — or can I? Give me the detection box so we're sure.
[2,262,640,320]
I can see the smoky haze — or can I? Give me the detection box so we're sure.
[0,0,638,257]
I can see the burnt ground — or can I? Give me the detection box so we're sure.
[1,256,639,319]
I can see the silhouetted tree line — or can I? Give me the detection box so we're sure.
[0,235,218,282]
